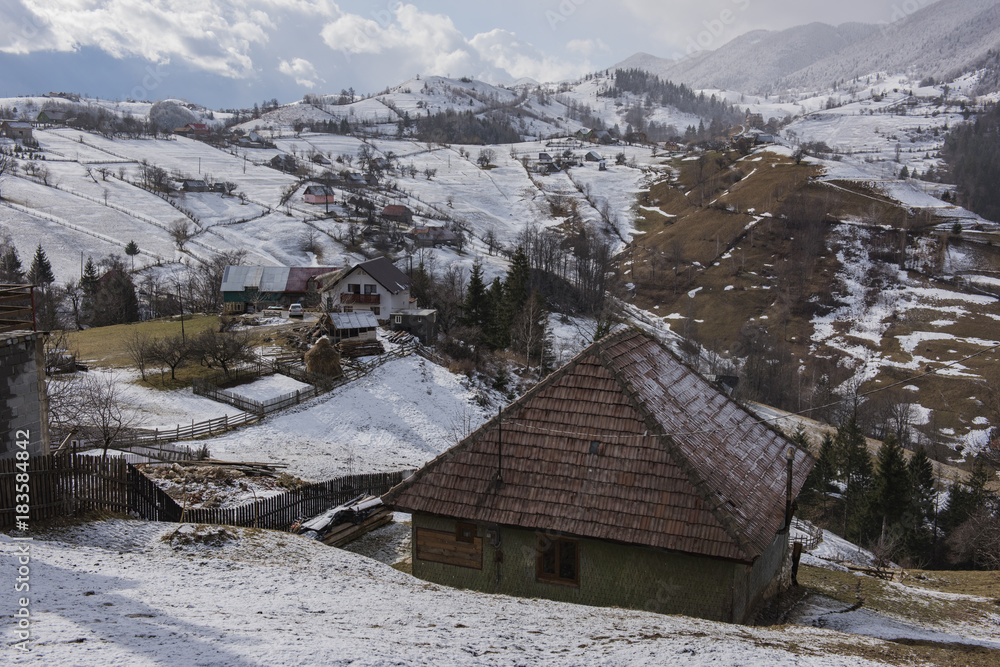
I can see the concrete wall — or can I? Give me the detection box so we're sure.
[0,332,50,458]
[411,514,788,623]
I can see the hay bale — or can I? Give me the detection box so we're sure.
[305,336,343,378]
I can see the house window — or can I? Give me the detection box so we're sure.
[536,537,579,586]
[393,314,403,325]
[455,522,476,544]
[373,307,380,316]
[343,306,353,313]
[364,284,378,295]
[347,283,360,294]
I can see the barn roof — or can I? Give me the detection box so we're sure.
[386,329,813,564]
[330,311,378,330]
[221,266,337,294]
[221,266,289,293]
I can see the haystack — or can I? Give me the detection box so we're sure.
[304,336,343,378]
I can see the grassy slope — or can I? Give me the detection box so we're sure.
[622,148,1000,468]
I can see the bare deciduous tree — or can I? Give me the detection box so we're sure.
[170,219,192,250]
[125,328,155,381]
[149,335,190,381]
[78,372,145,457]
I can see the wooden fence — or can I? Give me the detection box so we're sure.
[0,454,409,533]
[192,380,321,416]
[113,412,260,449]
[184,470,410,530]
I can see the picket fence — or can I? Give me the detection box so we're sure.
[0,454,409,533]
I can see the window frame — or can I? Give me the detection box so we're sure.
[535,536,580,587]
[455,522,476,544]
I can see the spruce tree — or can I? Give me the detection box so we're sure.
[0,246,25,283]
[124,240,139,270]
[463,258,488,329]
[906,445,937,555]
[835,415,873,542]
[81,257,99,294]
[27,244,55,286]
[871,435,912,537]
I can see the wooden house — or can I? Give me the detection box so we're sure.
[319,257,412,319]
[407,226,457,247]
[1,121,33,142]
[36,109,73,125]
[381,205,413,225]
[221,265,337,313]
[304,184,336,205]
[181,179,209,193]
[585,150,603,162]
[385,329,813,623]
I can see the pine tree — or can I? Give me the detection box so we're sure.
[503,246,531,315]
[81,257,99,294]
[834,415,873,542]
[27,244,55,286]
[124,240,139,270]
[905,445,937,555]
[942,459,991,531]
[484,277,509,349]
[871,435,912,537]
[0,246,25,283]
[463,258,488,329]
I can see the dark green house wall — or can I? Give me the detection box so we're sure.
[411,513,790,624]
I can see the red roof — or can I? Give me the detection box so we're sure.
[382,205,411,217]
[285,267,339,293]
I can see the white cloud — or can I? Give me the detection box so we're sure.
[3,1,339,79]
[321,5,588,83]
[278,57,322,88]
[566,38,610,57]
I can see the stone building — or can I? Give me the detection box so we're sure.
[1,331,50,458]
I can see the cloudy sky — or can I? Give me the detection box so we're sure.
[0,0,940,108]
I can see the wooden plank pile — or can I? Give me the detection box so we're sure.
[321,505,392,547]
[294,494,392,547]
[340,339,385,358]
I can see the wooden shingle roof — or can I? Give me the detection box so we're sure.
[386,329,813,564]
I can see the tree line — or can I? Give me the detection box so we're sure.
[798,416,999,570]
[941,102,1000,223]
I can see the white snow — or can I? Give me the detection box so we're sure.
[0,521,897,666]
[200,355,490,481]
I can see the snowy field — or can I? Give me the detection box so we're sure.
[224,373,311,403]
[1,520,897,667]
[202,355,491,481]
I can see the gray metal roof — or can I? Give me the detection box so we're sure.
[330,311,379,330]
[221,266,290,293]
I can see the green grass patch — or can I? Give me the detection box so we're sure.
[65,315,221,368]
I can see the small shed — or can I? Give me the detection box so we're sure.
[328,311,379,343]
[385,329,812,623]
[390,308,437,343]
[585,150,603,162]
